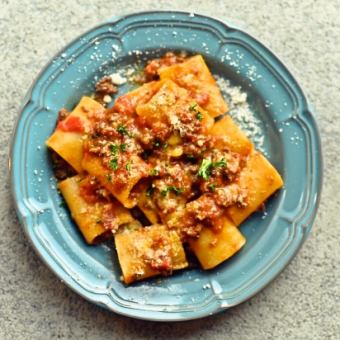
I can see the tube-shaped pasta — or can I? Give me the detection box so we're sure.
[134,182,160,225]
[226,151,284,226]
[46,96,104,172]
[82,152,150,209]
[208,115,253,156]
[189,216,246,270]
[159,55,228,118]
[112,80,163,115]
[58,175,134,244]
[115,224,188,284]
[136,80,214,132]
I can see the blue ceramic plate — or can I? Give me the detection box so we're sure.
[10,11,322,321]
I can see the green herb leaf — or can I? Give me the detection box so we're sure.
[208,183,217,192]
[189,102,203,121]
[160,186,183,197]
[160,188,168,197]
[197,158,213,180]
[150,168,159,176]
[196,112,203,121]
[213,158,227,168]
[189,102,198,112]
[125,160,132,172]
[117,125,132,137]
[109,143,118,155]
[109,158,118,171]
[170,186,184,195]
[120,143,127,152]
[197,158,227,180]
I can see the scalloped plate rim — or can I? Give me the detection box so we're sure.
[9,10,323,321]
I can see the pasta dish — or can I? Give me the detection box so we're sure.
[46,53,283,284]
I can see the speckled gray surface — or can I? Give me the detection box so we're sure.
[1,1,339,339]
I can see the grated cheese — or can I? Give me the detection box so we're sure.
[109,72,127,85]
[215,75,265,153]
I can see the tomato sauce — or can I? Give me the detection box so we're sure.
[57,116,85,133]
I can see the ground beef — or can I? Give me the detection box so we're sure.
[50,150,76,180]
[57,108,70,123]
[144,52,188,81]
[95,76,118,95]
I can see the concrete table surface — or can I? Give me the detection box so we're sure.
[1,1,339,339]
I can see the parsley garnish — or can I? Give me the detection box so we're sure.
[197,159,213,180]
[213,158,227,168]
[109,158,118,171]
[120,143,127,152]
[196,112,203,121]
[109,143,119,155]
[117,125,131,137]
[125,160,132,172]
[208,183,217,192]
[197,158,227,180]
[109,143,127,155]
[189,102,203,121]
[189,102,198,112]
[160,186,184,197]
[150,168,159,176]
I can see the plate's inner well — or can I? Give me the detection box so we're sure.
[12,12,320,319]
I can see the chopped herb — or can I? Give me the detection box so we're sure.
[150,168,159,176]
[146,185,154,197]
[197,158,213,180]
[162,142,168,150]
[110,143,128,155]
[189,102,198,112]
[160,186,183,197]
[189,102,203,120]
[213,158,227,168]
[125,160,132,172]
[109,143,119,155]
[196,112,203,121]
[171,186,184,195]
[160,188,168,197]
[109,158,118,171]
[120,143,127,152]
[197,158,227,180]
[106,174,112,182]
[117,125,131,137]
[208,183,217,192]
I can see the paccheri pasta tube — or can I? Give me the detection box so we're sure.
[47,53,283,284]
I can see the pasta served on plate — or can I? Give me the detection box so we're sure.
[46,53,283,284]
